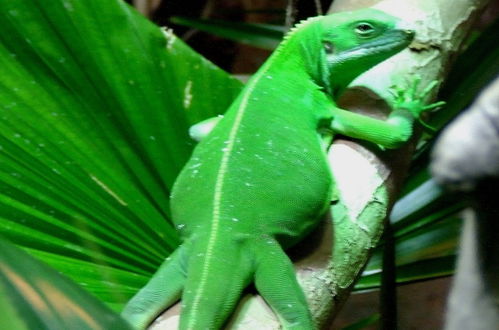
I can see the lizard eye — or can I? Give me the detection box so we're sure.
[323,41,334,54]
[355,22,375,37]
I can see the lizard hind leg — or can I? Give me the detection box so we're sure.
[254,238,316,330]
[179,241,254,330]
[121,244,188,329]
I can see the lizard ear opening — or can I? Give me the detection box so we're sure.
[323,41,334,54]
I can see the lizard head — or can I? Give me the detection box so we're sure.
[315,9,414,96]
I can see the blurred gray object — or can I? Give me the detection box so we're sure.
[432,76,499,189]
[431,76,499,330]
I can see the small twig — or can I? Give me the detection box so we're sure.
[380,220,398,330]
[181,0,215,41]
[133,0,161,18]
[285,0,299,31]
[314,0,323,15]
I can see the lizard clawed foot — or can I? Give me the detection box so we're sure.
[389,75,445,119]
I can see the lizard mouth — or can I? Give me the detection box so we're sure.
[321,29,415,97]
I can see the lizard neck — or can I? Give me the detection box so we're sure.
[258,24,328,84]
[261,18,340,98]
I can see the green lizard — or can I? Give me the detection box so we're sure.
[122,8,440,330]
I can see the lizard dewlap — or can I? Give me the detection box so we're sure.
[122,8,436,330]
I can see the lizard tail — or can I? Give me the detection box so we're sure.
[121,244,187,329]
[253,238,316,330]
[179,239,253,330]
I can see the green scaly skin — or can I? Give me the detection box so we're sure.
[122,8,440,330]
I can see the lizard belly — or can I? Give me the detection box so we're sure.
[222,143,332,247]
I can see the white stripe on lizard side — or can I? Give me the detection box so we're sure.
[186,65,271,329]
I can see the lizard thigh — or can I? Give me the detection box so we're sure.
[179,241,254,330]
[253,238,315,330]
[121,244,187,329]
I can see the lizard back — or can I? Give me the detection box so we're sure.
[170,63,333,248]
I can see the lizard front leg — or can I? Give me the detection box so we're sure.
[329,79,443,148]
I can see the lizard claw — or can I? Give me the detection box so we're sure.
[423,100,446,111]
[420,79,439,98]
[391,76,445,118]
[408,75,422,99]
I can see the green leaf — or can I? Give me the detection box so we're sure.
[390,179,466,236]
[355,181,463,290]
[171,16,284,50]
[356,256,455,291]
[0,237,132,329]
[0,0,242,308]
[377,215,460,270]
